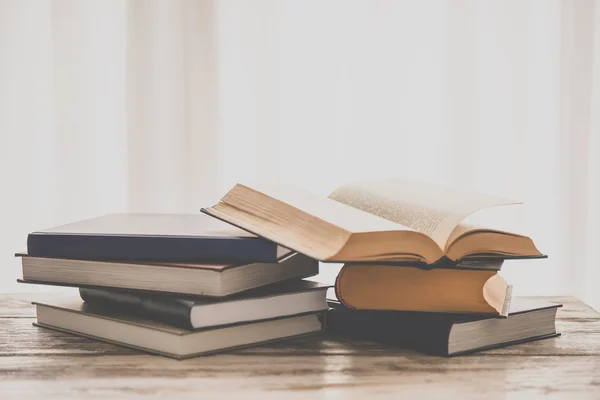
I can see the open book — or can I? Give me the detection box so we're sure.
[202,179,544,265]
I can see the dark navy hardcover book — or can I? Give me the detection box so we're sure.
[27,213,289,263]
[326,298,561,356]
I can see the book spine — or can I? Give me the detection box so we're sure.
[27,233,279,263]
[334,265,354,309]
[325,307,453,356]
[79,288,194,330]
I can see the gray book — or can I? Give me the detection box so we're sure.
[18,252,318,297]
[33,299,325,359]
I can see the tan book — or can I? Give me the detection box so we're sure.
[334,264,512,316]
[202,178,544,265]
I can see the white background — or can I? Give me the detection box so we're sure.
[1,0,599,309]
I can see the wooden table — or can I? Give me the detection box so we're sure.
[1,295,599,399]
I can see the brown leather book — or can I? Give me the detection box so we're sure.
[334,264,512,316]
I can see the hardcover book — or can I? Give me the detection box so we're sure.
[334,264,512,316]
[27,213,290,263]
[202,178,545,265]
[78,280,331,329]
[33,299,326,359]
[18,252,318,297]
[327,297,561,356]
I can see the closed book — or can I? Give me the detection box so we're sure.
[27,213,290,263]
[18,252,318,297]
[33,299,325,359]
[327,298,561,356]
[334,264,512,316]
[78,280,331,330]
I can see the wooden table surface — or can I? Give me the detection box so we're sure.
[1,294,599,399]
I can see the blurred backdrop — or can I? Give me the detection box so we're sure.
[1,1,599,308]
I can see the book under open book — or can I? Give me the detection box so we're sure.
[334,264,512,315]
[327,297,561,356]
[203,178,545,265]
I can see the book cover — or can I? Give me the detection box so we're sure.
[27,213,290,263]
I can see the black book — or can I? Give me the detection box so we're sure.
[327,297,561,356]
[78,280,331,330]
[27,213,290,263]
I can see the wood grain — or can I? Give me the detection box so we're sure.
[0,293,78,317]
[520,296,600,319]
[1,295,599,400]
[2,318,600,357]
[0,355,599,399]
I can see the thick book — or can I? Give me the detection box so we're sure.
[33,299,325,359]
[78,280,331,329]
[202,178,545,265]
[17,252,318,297]
[335,264,512,316]
[27,213,290,263]
[326,298,561,356]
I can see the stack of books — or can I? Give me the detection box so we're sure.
[18,214,329,359]
[201,178,561,356]
[18,178,561,357]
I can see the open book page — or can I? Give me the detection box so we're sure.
[445,205,531,248]
[328,178,519,249]
[250,184,412,234]
[444,222,490,249]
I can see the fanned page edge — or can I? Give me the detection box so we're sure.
[202,204,443,264]
[232,183,411,235]
[204,183,444,263]
[201,203,346,261]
